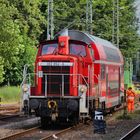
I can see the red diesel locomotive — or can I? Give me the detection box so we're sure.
[22,30,124,127]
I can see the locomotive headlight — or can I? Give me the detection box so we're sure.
[48,100,57,109]
[22,84,29,92]
[79,85,87,93]
[59,41,65,47]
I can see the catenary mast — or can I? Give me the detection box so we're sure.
[86,0,93,34]
[112,0,119,48]
[47,0,54,40]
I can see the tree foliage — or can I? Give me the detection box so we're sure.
[0,0,22,84]
[0,0,139,85]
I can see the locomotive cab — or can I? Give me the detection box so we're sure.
[22,33,92,126]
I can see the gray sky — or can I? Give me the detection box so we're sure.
[136,0,140,19]
[136,0,140,33]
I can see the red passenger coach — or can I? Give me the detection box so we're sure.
[21,30,124,127]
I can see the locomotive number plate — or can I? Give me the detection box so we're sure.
[38,62,73,66]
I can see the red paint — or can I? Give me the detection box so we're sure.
[30,31,124,109]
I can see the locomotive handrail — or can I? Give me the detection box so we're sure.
[21,73,89,94]
[23,64,28,79]
[20,64,29,113]
[22,73,89,87]
[21,72,90,116]
[42,73,89,86]
[21,64,30,86]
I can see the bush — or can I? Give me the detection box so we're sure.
[0,86,20,103]
[117,114,132,120]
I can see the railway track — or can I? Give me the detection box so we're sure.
[40,126,81,140]
[0,104,20,120]
[0,108,120,140]
[0,103,139,140]
[0,106,20,116]
[119,123,140,140]
[0,104,132,139]
[0,126,39,140]
[0,110,20,116]
[0,114,20,120]
[0,105,19,111]
[0,123,85,140]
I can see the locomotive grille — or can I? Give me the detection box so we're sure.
[42,61,70,96]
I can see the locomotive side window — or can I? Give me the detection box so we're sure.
[89,47,94,61]
[103,46,121,62]
[101,64,105,79]
[69,43,86,57]
[41,43,58,55]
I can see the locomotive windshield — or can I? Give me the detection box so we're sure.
[41,43,57,55]
[70,43,86,57]
[41,42,87,57]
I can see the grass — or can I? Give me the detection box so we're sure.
[136,89,140,94]
[128,84,140,94]
[117,114,132,120]
[134,109,140,114]
[0,86,20,104]
[117,105,140,120]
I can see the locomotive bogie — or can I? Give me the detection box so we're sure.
[29,98,80,125]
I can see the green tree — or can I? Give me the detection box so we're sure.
[0,0,139,85]
[53,0,140,58]
[0,0,46,85]
[0,57,4,83]
[0,0,23,84]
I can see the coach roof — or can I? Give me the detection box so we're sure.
[67,30,123,63]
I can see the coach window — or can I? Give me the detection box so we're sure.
[101,64,105,79]
[120,65,124,76]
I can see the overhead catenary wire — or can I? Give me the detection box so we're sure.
[50,0,93,39]
[54,16,86,38]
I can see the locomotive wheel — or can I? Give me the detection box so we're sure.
[69,113,79,126]
[84,117,90,124]
[41,117,50,129]
[73,116,79,125]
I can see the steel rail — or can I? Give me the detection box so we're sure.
[0,107,19,111]
[0,123,85,140]
[40,123,85,140]
[119,123,140,140]
[0,126,39,140]
[0,114,20,120]
[40,127,74,140]
[0,109,19,114]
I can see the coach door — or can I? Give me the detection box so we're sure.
[106,66,108,98]
[118,66,121,104]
